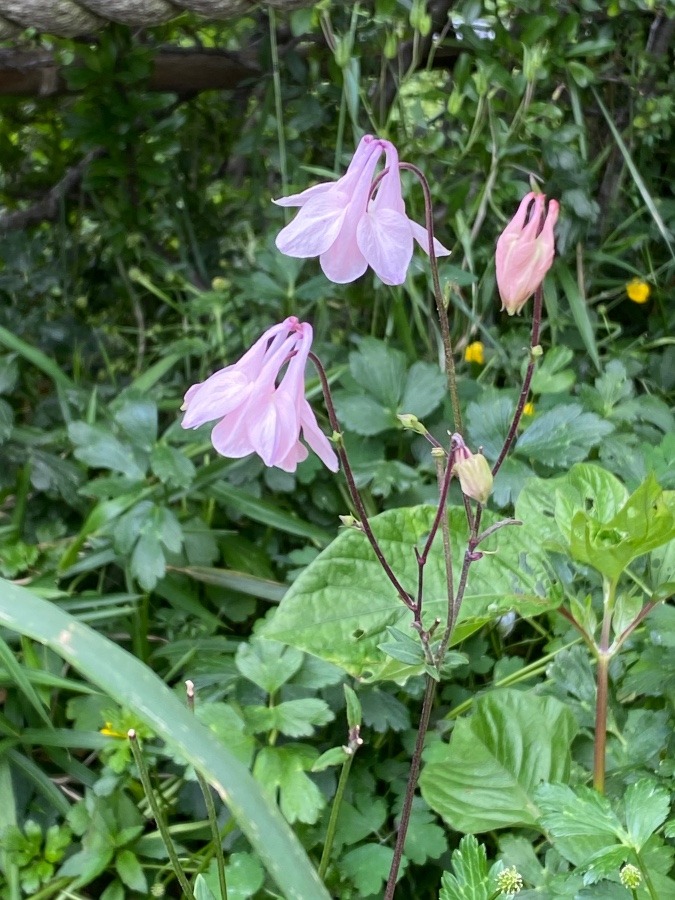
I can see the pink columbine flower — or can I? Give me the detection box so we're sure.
[496,192,559,315]
[181,317,339,473]
[274,135,449,286]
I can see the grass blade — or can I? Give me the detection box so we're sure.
[0,326,75,391]
[0,578,331,900]
[555,263,600,371]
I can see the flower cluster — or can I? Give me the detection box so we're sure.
[274,135,449,286]
[181,317,338,474]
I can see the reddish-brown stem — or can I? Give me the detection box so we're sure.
[492,284,544,477]
[593,654,609,793]
[614,599,661,651]
[309,351,414,611]
[397,162,462,433]
[415,456,454,608]
[383,674,437,900]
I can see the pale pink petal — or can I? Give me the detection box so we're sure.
[275,194,349,258]
[371,142,405,215]
[299,402,339,472]
[247,391,299,467]
[273,182,335,207]
[357,209,413,286]
[181,370,251,429]
[319,230,368,283]
[210,405,256,458]
[276,440,309,473]
[409,221,451,257]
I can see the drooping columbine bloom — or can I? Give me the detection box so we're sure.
[451,434,493,505]
[496,192,559,315]
[181,318,339,473]
[274,135,449,285]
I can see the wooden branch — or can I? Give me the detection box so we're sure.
[0,46,260,97]
[0,148,104,231]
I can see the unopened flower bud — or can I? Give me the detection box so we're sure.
[339,514,362,530]
[496,865,523,895]
[620,864,641,889]
[496,193,559,315]
[397,413,428,435]
[451,437,493,505]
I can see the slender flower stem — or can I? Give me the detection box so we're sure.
[614,599,661,652]
[383,675,437,900]
[310,351,414,610]
[593,577,617,793]
[128,730,196,900]
[635,850,659,900]
[318,751,355,880]
[398,162,462,433]
[268,8,288,204]
[491,284,544,477]
[415,455,454,613]
[186,682,228,900]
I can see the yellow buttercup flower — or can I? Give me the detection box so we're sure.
[523,402,535,416]
[626,278,651,304]
[464,341,485,365]
[100,722,127,739]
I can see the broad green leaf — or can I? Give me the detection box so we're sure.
[530,346,576,395]
[114,398,157,451]
[150,444,196,489]
[516,463,628,554]
[535,783,624,866]
[332,393,393,436]
[69,422,146,480]
[0,579,330,900]
[244,699,334,738]
[569,476,675,580]
[403,806,447,865]
[438,834,490,900]
[115,849,147,893]
[341,843,403,896]
[253,745,323,824]
[400,361,446,419]
[466,394,514,461]
[235,639,304,694]
[421,690,577,832]
[195,875,218,900]
[623,780,670,850]
[515,404,613,468]
[262,506,557,680]
[201,852,265,900]
[349,338,406,408]
[175,566,286,603]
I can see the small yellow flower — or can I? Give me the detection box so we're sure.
[626,278,651,304]
[464,341,485,365]
[523,402,535,416]
[100,722,127,739]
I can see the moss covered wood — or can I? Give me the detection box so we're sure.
[0,0,316,38]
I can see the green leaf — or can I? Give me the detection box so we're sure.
[515,404,613,468]
[115,849,147,893]
[150,444,196,489]
[403,806,447,866]
[262,506,557,680]
[0,579,330,900]
[568,475,675,580]
[623,779,670,850]
[466,394,514,461]
[400,361,446,419]
[0,399,13,443]
[555,263,601,370]
[195,703,255,767]
[344,684,361,729]
[68,422,146,480]
[235,639,304,694]
[530,346,576,395]
[0,325,75,391]
[244,699,334,738]
[349,338,406,407]
[341,843,404,896]
[176,566,286,603]
[332,393,394,436]
[421,690,577,832]
[201,852,265,900]
[114,398,157,451]
[195,875,219,900]
[253,745,323,824]
[534,783,624,866]
[312,746,350,771]
[438,834,490,900]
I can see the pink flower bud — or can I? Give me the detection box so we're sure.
[450,434,493,505]
[496,192,559,315]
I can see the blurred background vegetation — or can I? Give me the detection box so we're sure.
[0,1,673,897]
